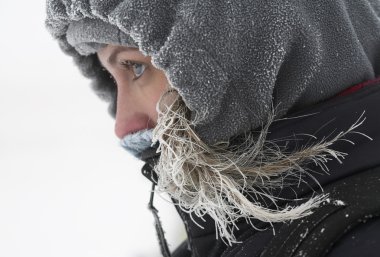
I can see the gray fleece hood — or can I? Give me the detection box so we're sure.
[46,0,380,144]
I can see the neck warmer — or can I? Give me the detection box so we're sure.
[45,0,380,145]
[120,128,153,157]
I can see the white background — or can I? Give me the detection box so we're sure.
[0,1,184,257]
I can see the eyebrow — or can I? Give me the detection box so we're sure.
[107,47,139,65]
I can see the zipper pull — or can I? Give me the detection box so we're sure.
[141,158,159,185]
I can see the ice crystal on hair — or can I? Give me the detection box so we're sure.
[152,89,369,245]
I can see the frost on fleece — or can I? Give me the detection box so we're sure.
[46,0,380,144]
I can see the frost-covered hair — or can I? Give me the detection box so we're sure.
[152,89,368,245]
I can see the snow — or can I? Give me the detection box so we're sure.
[0,1,184,257]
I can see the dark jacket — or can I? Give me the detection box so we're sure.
[45,0,380,255]
[143,78,380,257]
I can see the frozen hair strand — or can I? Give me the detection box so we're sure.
[152,89,368,245]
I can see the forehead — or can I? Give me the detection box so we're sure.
[97,45,147,65]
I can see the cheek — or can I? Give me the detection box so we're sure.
[144,86,167,124]
[140,71,169,124]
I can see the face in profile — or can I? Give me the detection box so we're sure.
[97,45,170,139]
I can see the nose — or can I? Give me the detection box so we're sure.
[114,86,154,139]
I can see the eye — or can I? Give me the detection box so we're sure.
[120,60,146,80]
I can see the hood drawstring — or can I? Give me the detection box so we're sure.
[142,162,172,257]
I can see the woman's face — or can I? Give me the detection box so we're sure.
[97,45,169,139]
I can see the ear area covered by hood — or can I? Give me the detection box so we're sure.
[45,0,380,145]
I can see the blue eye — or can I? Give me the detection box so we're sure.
[132,62,146,79]
[121,60,146,80]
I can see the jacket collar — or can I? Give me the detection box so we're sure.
[141,79,380,257]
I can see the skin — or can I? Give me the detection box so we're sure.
[97,45,170,139]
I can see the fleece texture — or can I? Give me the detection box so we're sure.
[46,0,380,144]
[120,128,153,157]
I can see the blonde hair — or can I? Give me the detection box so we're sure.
[152,89,368,245]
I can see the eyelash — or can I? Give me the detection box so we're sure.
[120,60,146,81]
